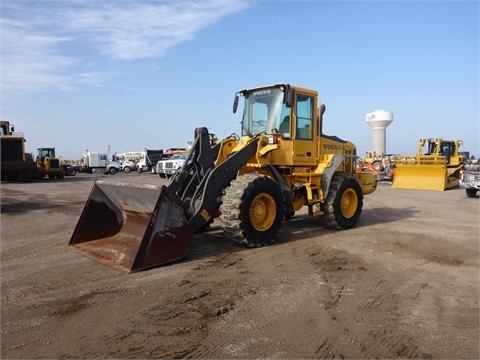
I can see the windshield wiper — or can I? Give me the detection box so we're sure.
[240,120,253,138]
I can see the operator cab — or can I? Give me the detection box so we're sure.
[0,121,13,135]
[37,148,56,160]
[234,84,315,140]
[233,84,318,166]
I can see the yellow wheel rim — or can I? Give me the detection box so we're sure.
[340,188,358,219]
[249,193,276,231]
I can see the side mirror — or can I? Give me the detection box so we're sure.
[233,93,239,113]
[286,86,295,108]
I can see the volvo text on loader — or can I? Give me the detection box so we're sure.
[69,84,377,272]
[391,138,466,191]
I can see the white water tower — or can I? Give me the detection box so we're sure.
[365,109,393,156]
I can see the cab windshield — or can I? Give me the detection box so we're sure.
[170,153,188,160]
[40,148,55,158]
[241,87,291,137]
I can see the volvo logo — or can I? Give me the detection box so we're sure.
[323,144,343,150]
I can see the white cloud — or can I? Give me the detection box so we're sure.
[1,0,249,96]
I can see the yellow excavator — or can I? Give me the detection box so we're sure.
[69,84,377,272]
[392,138,466,191]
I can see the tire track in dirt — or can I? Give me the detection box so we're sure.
[313,272,434,359]
[95,252,257,359]
[175,239,435,359]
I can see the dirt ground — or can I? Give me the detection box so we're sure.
[1,172,479,359]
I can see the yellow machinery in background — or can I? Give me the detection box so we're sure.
[392,138,466,191]
[362,150,388,172]
[1,121,36,182]
[36,147,65,179]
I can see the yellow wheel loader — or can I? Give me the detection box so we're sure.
[391,138,466,191]
[1,121,36,182]
[36,147,65,179]
[69,84,377,272]
[361,150,386,171]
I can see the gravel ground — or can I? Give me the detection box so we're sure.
[1,172,479,359]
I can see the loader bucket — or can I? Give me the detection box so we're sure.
[69,181,194,272]
[391,164,447,191]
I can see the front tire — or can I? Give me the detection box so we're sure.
[466,189,478,198]
[220,173,284,248]
[323,172,363,230]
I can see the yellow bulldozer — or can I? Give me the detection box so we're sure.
[69,84,377,272]
[391,138,466,191]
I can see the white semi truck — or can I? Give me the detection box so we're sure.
[82,151,120,174]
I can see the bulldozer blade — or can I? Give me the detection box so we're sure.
[69,181,194,272]
[391,165,448,191]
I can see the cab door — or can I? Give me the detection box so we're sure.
[293,93,317,165]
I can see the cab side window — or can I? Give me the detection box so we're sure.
[296,94,314,140]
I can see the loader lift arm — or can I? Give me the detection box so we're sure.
[168,127,260,232]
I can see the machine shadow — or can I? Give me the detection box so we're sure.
[180,206,419,265]
[0,197,86,214]
[359,206,419,226]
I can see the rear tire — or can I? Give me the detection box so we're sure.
[323,172,363,230]
[220,173,284,248]
[36,168,45,180]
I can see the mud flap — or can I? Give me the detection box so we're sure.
[392,165,447,191]
[69,181,194,272]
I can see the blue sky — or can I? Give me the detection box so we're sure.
[1,0,478,160]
